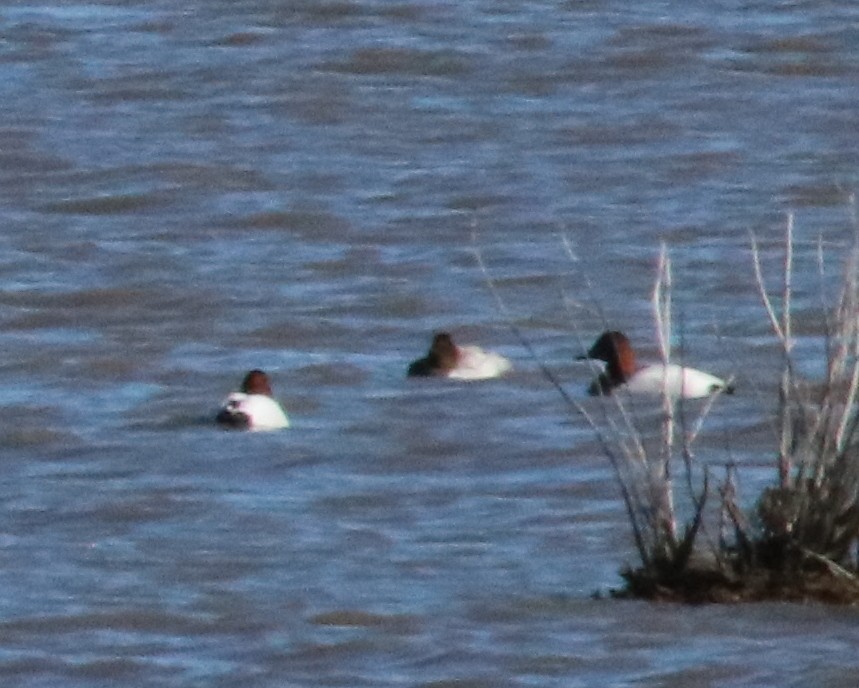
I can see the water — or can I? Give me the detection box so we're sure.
[1,1,859,685]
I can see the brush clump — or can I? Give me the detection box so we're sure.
[587,215,859,604]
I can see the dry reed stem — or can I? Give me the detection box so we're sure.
[751,217,797,487]
[652,244,677,545]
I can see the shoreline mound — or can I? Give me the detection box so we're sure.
[614,552,859,605]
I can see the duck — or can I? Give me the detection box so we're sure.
[407,332,512,380]
[578,330,734,399]
[216,369,290,430]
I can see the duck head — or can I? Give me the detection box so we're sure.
[408,332,460,376]
[579,331,637,394]
[240,369,274,396]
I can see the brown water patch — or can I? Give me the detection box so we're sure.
[279,638,382,664]
[66,658,147,681]
[783,183,850,208]
[0,414,78,449]
[0,609,265,635]
[41,191,173,215]
[511,654,594,678]
[415,680,496,688]
[249,318,358,349]
[158,163,274,192]
[503,73,557,97]
[0,140,70,175]
[86,491,197,524]
[77,73,187,104]
[283,0,366,21]
[293,362,369,387]
[314,492,403,517]
[322,47,472,77]
[558,119,681,147]
[224,208,351,238]
[0,405,74,448]
[732,35,845,78]
[303,244,381,273]
[664,151,744,182]
[73,67,188,103]
[211,31,267,48]
[88,85,188,103]
[270,84,352,125]
[610,23,712,46]
[71,356,149,383]
[0,658,68,678]
[603,23,715,70]
[745,35,832,55]
[310,609,420,633]
[268,1,425,27]
[2,426,73,448]
[505,33,552,52]
[27,163,247,208]
[644,664,745,687]
[447,194,509,212]
[764,61,844,77]
[131,19,176,35]
[605,48,678,71]
[0,287,154,310]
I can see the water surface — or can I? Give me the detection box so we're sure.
[1,1,859,685]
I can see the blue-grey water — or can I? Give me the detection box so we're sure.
[1,1,858,686]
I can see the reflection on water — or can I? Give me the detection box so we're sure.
[1,0,859,685]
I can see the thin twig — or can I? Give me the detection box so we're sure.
[471,233,653,567]
[653,244,677,543]
[750,232,787,345]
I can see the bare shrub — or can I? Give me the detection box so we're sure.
[479,210,859,602]
[726,215,859,579]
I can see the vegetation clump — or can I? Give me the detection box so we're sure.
[604,216,859,604]
[478,214,859,603]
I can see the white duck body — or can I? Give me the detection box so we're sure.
[621,363,731,399]
[446,345,512,381]
[216,369,290,431]
[218,392,290,430]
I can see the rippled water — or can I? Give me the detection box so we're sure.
[1,1,859,685]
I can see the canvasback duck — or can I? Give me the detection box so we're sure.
[579,331,734,399]
[216,369,290,430]
[408,332,512,380]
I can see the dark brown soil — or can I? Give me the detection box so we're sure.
[612,563,859,605]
